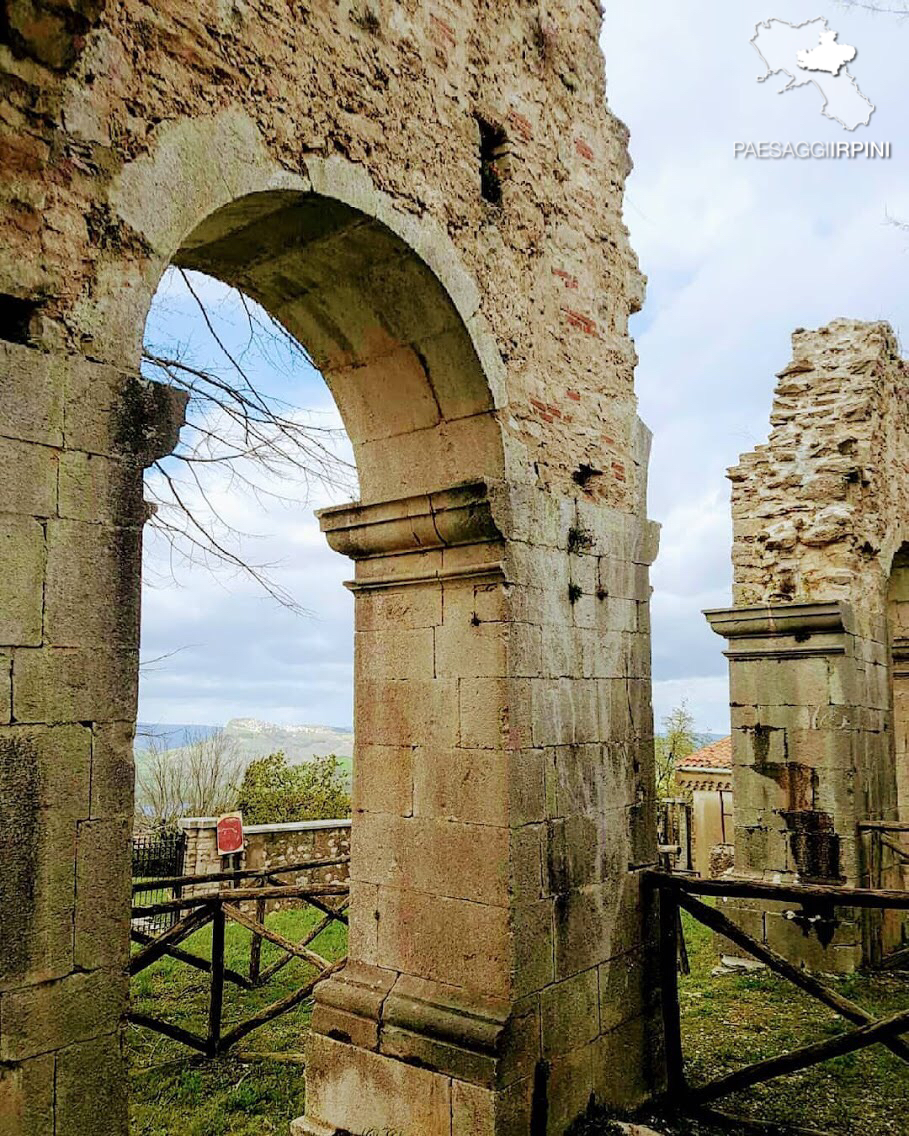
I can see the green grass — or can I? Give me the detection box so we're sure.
[666,911,909,1135]
[128,906,908,1135]
[128,907,346,1136]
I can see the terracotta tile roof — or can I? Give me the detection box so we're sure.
[676,735,732,772]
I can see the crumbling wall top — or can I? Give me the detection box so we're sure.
[729,318,909,626]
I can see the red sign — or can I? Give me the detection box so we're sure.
[216,813,244,856]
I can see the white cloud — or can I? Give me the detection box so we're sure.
[605,1,909,730]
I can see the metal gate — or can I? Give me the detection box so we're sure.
[132,830,187,933]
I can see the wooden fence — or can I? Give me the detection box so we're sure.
[128,857,349,1059]
[647,869,909,1135]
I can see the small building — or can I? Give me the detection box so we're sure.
[676,736,734,878]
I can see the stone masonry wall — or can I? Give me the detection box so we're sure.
[729,320,909,625]
[0,4,660,1133]
[178,816,350,905]
[708,320,908,970]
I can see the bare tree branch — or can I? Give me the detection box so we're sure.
[135,729,245,828]
[141,268,356,612]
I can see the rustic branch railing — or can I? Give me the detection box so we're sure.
[128,857,349,1058]
[646,869,909,1132]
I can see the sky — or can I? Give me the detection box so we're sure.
[139,0,909,736]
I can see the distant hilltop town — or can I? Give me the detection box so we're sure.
[136,718,354,765]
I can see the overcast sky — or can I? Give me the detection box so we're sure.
[139,1,909,735]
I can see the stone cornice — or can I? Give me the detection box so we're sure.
[704,601,852,659]
[677,771,733,793]
[317,481,502,560]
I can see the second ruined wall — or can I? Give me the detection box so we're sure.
[708,319,909,968]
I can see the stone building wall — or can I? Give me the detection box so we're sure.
[707,319,909,970]
[178,816,350,903]
[0,4,661,1134]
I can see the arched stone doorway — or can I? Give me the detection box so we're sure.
[0,8,659,1131]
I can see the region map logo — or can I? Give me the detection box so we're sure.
[735,17,889,161]
[752,17,873,131]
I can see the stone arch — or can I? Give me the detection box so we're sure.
[100,112,509,503]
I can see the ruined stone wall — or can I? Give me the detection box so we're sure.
[1,0,644,502]
[708,320,908,970]
[0,3,660,1133]
[179,816,351,904]
[728,319,908,624]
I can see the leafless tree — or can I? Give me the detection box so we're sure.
[135,728,246,828]
[142,268,356,614]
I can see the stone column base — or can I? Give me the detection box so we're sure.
[292,963,539,1136]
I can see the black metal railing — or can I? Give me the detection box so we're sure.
[132,830,187,933]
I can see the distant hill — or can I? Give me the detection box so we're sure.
[136,718,353,766]
[219,718,353,764]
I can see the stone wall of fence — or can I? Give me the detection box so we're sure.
[177,817,351,903]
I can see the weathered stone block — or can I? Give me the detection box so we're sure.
[327,345,442,443]
[54,1034,127,1136]
[74,818,131,970]
[0,1054,55,1136]
[355,679,458,748]
[64,362,186,463]
[552,882,641,982]
[355,626,434,682]
[302,1033,452,1136]
[0,519,45,647]
[352,813,510,905]
[0,968,126,1062]
[0,800,77,990]
[544,1040,595,1135]
[540,966,599,1057]
[545,813,625,894]
[412,744,503,825]
[458,677,513,750]
[0,654,10,724]
[44,520,141,648]
[354,584,442,632]
[442,577,507,625]
[0,342,63,447]
[0,437,57,517]
[57,451,143,524]
[531,679,600,747]
[375,886,510,998]
[594,1013,658,1112]
[12,647,138,724]
[352,743,413,817]
[512,899,555,996]
[89,722,135,819]
[435,617,508,679]
[599,947,651,1032]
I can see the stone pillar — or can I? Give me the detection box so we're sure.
[0,342,185,1136]
[888,553,909,888]
[296,479,661,1136]
[706,601,897,971]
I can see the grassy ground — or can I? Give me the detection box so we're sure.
[664,911,909,1135]
[128,907,908,1135]
[128,907,346,1136]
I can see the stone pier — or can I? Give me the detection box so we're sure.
[708,320,909,971]
[0,2,663,1131]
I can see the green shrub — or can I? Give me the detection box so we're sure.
[235,751,351,824]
